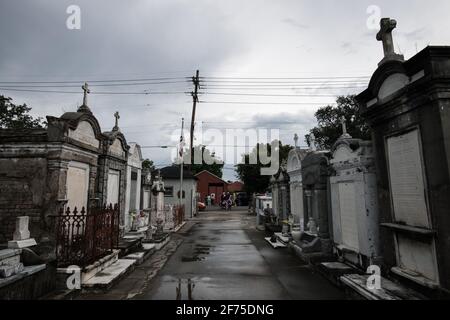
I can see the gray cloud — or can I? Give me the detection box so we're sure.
[281,18,309,30]
[2,0,450,181]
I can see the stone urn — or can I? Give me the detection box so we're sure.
[291,226,302,243]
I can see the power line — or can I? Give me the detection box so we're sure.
[0,77,189,84]
[201,86,365,90]
[199,101,335,105]
[201,92,347,97]
[0,87,188,95]
[0,81,190,88]
[199,78,368,85]
[200,76,370,80]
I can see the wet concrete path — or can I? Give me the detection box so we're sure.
[135,209,345,300]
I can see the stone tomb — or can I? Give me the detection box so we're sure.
[329,128,380,270]
[124,143,144,232]
[295,150,332,259]
[357,20,450,295]
[0,102,104,246]
[97,112,129,230]
[287,142,308,228]
[269,166,290,225]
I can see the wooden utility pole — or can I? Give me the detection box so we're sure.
[189,70,200,166]
[179,118,184,207]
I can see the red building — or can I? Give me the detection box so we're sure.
[195,170,229,205]
[227,181,244,193]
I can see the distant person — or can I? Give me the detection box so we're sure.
[206,195,211,206]
[210,193,216,205]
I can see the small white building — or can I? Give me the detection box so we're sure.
[124,143,143,231]
[156,166,198,219]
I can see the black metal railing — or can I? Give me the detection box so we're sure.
[55,204,119,268]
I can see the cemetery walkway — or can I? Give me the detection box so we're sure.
[134,208,344,300]
[79,208,345,300]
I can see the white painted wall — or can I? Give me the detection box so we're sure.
[162,178,197,219]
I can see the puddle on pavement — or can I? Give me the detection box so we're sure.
[181,244,212,262]
[175,278,196,300]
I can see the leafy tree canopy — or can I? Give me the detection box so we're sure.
[181,145,225,178]
[235,140,293,194]
[0,95,44,129]
[142,159,156,172]
[305,95,371,150]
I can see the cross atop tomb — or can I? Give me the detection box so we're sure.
[376,18,404,65]
[113,111,120,131]
[77,82,92,113]
[294,133,299,148]
[82,82,90,106]
[340,116,352,139]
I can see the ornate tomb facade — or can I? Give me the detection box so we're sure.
[124,143,143,231]
[329,118,380,270]
[287,134,308,227]
[357,18,450,295]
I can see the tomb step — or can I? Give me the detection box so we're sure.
[80,250,119,282]
[171,221,186,233]
[0,264,46,290]
[0,249,22,266]
[123,245,155,265]
[118,237,142,258]
[0,263,24,278]
[288,242,332,264]
[124,227,148,237]
[82,259,136,290]
[265,237,288,249]
[274,232,291,244]
[317,262,360,287]
[340,274,426,300]
[142,234,171,251]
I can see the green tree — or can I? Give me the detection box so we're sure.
[142,159,156,171]
[182,145,225,178]
[0,95,44,129]
[235,140,293,194]
[305,95,371,150]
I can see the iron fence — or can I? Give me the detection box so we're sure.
[54,204,119,268]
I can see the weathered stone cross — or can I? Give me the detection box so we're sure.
[113,111,120,131]
[82,82,90,106]
[376,18,398,58]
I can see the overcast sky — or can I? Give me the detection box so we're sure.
[1,0,450,180]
